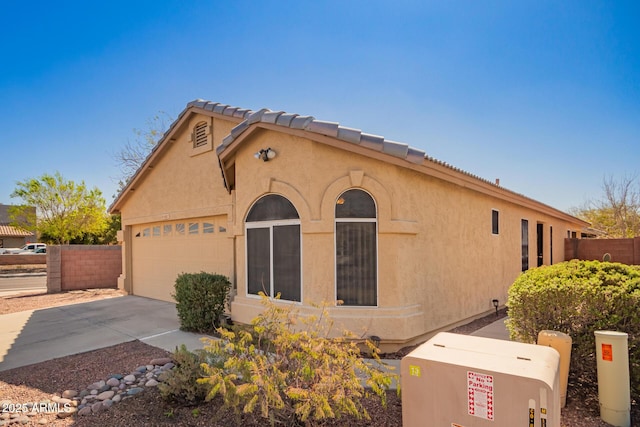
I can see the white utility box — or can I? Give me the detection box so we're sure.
[401,332,561,427]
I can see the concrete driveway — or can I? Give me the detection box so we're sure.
[0,295,215,372]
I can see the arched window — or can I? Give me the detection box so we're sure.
[335,189,377,306]
[246,194,301,302]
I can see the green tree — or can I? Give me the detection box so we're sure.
[9,172,108,244]
[570,175,640,237]
[112,112,172,195]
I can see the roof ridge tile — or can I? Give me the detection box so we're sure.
[306,120,340,138]
[261,110,285,124]
[337,126,362,144]
[359,132,385,151]
[290,115,315,130]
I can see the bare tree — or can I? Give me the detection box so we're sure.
[112,112,172,195]
[571,174,640,238]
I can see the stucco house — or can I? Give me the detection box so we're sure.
[110,99,589,349]
[0,204,36,249]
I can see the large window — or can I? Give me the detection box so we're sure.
[335,189,377,306]
[246,195,301,302]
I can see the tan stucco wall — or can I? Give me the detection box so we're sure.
[225,129,582,347]
[117,114,238,299]
[116,112,585,349]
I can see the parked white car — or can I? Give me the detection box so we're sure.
[1,243,47,254]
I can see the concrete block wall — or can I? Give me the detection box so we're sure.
[565,237,640,265]
[47,245,122,293]
[0,254,46,265]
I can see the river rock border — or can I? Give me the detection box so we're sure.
[0,357,175,425]
[60,356,173,419]
[0,357,175,426]
[69,356,175,417]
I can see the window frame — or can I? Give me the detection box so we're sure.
[334,189,379,307]
[491,209,499,235]
[521,219,529,272]
[245,196,303,303]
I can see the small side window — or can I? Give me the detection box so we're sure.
[492,210,499,235]
[142,228,150,237]
[152,226,161,237]
[203,223,214,234]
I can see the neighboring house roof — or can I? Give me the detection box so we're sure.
[110,99,590,228]
[0,223,33,237]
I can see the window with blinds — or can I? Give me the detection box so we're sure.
[246,194,301,302]
[335,189,377,306]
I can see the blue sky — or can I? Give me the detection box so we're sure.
[1,1,638,212]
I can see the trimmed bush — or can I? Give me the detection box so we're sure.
[173,272,231,332]
[198,293,398,426]
[158,345,215,404]
[507,260,640,399]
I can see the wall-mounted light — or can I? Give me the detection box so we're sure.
[254,147,276,162]
[492,299,499,317]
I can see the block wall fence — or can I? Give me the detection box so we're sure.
[0,254,46,265]
[565,237,640,265]
[47,245,122,292]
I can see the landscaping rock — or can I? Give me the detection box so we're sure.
[96,390,115,401]
[49,356,174,419]
[61,390,77,399]
[150,357,172,366]
[56,407,77,419]
[77,407,92,416]
[106,378,120,387]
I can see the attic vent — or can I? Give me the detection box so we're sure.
[194,122,208,148]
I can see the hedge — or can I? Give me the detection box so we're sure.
[506,260,640,399]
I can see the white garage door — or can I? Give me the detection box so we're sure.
[131,216,233,302]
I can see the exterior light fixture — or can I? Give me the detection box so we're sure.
[254,148,276,162]
[492,299,499,316]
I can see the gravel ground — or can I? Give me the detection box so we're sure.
[0,271,632,426]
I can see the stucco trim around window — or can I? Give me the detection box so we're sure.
[318,173,419,235]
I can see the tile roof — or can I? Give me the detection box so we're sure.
[110,99,590,227]
[0,224,33,237]
[189,100,427,165]
[185,99,504,189]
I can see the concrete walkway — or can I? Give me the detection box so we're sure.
[371,316,511,380]
[470,315,511,340]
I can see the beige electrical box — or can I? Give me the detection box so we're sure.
[401,332,561,427]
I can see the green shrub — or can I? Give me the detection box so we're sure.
[158,344,216,404]
[198,294,398,426]
[507,260,640,399]
[173,272,231,332]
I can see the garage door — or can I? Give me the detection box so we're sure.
[131,216,233,302]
